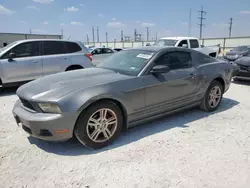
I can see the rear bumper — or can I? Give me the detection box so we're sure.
[12,100,80,141]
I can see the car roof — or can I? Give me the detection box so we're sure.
[13,39,82,44]
[160,37,199,40]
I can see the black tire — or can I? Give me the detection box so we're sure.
[199,80,223,112]
[74,100,123,149]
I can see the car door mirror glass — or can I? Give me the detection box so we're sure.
[182,44,188,48]
[150,65,170,74]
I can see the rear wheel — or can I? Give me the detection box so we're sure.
[74,101,123,149]
[200,80,223,112]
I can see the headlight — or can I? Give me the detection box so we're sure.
[37,103,61,113]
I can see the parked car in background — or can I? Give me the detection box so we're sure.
[152,37,221,58]
[224,45,250,62]
[90,47,116,64]
[233,56,250,81]
[0,39,93,90]
[13,46,235,149]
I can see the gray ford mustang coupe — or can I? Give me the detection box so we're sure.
[13,46,235,149]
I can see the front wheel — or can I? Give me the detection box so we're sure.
[199,80,223,112]
[74,101,123,149]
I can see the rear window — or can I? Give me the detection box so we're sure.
[196,51,215,64]
[190,39,199,48]
[65,42,82,53]
[43,41,67,55]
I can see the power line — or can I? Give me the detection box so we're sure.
[92,26,95,45]
[146,27,149,41]
[96,26,99,42]
[229,18,233,38]
[198,6,206,39]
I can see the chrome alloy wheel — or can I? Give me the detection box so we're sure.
[86,108,118,143]
[208,86,222,108]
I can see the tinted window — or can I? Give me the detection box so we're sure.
[178,40,188,47]
[190,39,199,48]
[65,42,82,53]
[196,52,215,64]
[232,46,248,52]
[1,42,40,59]
[43,41,67,55]
[91,48,102,55]
[156,51,192,70]
[102,48,114,53]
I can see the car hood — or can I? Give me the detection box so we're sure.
[235,57,250,66]
[17,67,131,101]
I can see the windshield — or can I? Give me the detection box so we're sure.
[0,41,19,53]
[96,50,155,76]
[153,39,177,46]
[232,46,248,52]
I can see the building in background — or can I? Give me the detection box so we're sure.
[0,32,62,47]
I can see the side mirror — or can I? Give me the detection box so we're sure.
[182,44,188,48]
[8,52,16,61]
[150,65,170,74]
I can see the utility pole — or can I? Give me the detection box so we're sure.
[188,8,192,36]
[121,30,124,42]
[86,34,89,44]
[96,26,99,42]
[106,32,108,44]
[92,26,95,45]
[229,17,233,38]
[29,29,32,34]
[61,29,64,39]
[146,27,149,41]
[198,6,206,39]
[134,29,137,42]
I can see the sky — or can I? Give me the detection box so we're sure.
[0,0,250,42]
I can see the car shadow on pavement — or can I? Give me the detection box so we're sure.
[232,80,250,86]
[28,97,239,156]
[0,87,18,97]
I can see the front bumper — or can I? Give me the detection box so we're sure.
[12,100,80,141]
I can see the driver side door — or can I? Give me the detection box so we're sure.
[143,50,199,117]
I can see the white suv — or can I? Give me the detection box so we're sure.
[0,39,93,89]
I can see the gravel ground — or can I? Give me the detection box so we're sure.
[0,81,250,188]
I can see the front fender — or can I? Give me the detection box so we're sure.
[58,87,129,113]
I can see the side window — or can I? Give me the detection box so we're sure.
[65,42,82,53]
[43,41,67,56]
[156,51,192,70]
[178,40,188,47]
[196,52,215,64]
[2,42,40,59]
[190,39,199,48]
[91,48,102,55]
[102,48,114,54]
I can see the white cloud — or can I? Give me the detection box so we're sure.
[140,22,156,27]
[98,13,104,17]
[71,21,83,25]
[107,22,126,28]
[79,4,84,7]
[239,10,250,14]
[0,5,14,15]
[65,6,79,12]
[26,5,40,10]
[33,0,54,4]
[112,18,117,21]
[43,21,49,25]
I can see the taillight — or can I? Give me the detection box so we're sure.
[84,53,92,61]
